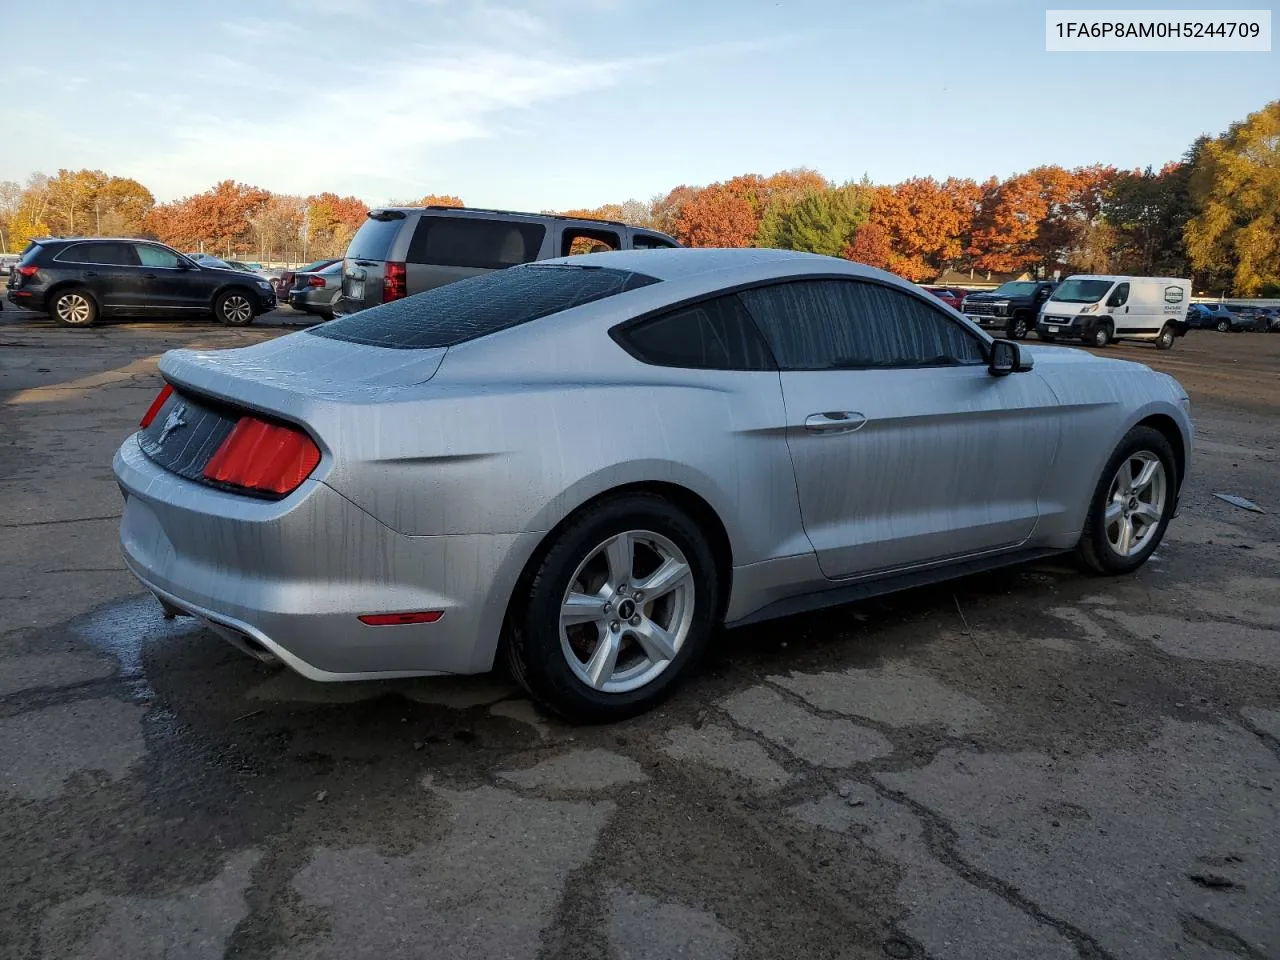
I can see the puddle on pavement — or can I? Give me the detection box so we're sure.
[72,594,198,699]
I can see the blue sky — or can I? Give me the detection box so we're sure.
[3,0,1273,209]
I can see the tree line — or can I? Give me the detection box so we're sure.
[1,100,1274,295]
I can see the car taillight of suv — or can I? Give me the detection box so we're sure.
[382,261,407,302]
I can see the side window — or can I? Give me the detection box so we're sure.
[1107,282,1130,307]
[740,279,987,371]
[616,294,775,371]
[631,234,679,250]
[135,245,181,268]
[58,242,136,266]
[562,227,621,257]
[406,216,546,269]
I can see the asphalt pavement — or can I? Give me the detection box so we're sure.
[1,313,1278,960]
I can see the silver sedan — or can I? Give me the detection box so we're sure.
[113,249,1193,721]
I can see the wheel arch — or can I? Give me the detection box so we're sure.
[43,281,99,312]
[1136,413,1186,491]
[212,282,259,308]
[494,479,734,670]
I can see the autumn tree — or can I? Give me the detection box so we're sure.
[21,169,154,238]
[756,183,872,258]
[1104,158,1196,276]
[144,180,271,255]
[305,192,368,258]
[249,194,305,262]
[649,185,700,237]
[845,218,895,271]
[675,184,757,247]
[417,194,465,207]
[1185,100,1280,295]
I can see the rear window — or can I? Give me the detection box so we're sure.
[407,215,546,269]
[18,243,44,265]
[310,264,660,350]
[346,215,404,261]
[56,242,136,266]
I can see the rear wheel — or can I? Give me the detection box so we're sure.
[1155,323,1175,350]
[1090,321,1113,348]
[215,289,255,326]
[1077,426,1176,576]
[50,288,98,328]
[1254,318,1267,333]
[505,493,719,722]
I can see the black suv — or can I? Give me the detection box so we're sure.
[959,280,1058,340]
[334,206,680,316]
[6,238,277,327]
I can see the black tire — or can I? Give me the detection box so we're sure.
[1253,319,1267,333]
[49,288,98,328]
[1090,322,1113,348]
[1008,314,1030,340]
[215,289,256,326]
[1077,425,1177,576]
[1215,319,1231,333]
[505,493,720,722]
[1155,323,1175,351]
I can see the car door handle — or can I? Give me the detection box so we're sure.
[804,411,868,434]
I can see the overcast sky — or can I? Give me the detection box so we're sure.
[4,0,1273,209]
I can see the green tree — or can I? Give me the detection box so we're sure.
[757,183,872,257]
[1185,101,1280,295]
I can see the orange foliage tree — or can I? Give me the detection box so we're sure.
[675,184,757,247]
[418,194,465,207]
[144,180,271,255]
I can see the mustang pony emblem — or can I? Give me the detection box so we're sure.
[159,405,188,444]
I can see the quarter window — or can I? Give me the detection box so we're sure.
[739,279,987,371]
[616,295,775,371]
[135,244,182,268]
[407,216,546,269]
[57,242,136,266]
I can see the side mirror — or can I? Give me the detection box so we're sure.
[176,259,192,270]
[988,338,1021,377]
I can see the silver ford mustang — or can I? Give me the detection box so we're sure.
[114,248,1193,720]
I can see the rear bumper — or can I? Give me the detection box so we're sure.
[6,289,43,309]
[113,435,540,679]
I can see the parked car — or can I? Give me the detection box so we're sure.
[186,253,238,271]
[1263,307,1280,332]
[960,280,1057,340]
[114,248,1191,721]
[333,206,680,317]
[922,286,967,311]
[1036,275,1191,349]
[0,254,19,277]
[6,238,276,327]
[1224,303,1271,333]
[287,261,343,319]
[274,258,340,301]
[1186,302,1254,332]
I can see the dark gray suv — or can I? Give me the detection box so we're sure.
[333,206,680,316]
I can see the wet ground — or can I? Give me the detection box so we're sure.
[2,312,1278,960]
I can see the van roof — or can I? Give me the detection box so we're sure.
[1061,274,1190,284]
[370,205,642,231]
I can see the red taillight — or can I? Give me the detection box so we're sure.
[202,416,320,496]
[17,265,38,277]
[307,275,325,287]
[382,261,407,302]
[358,611,444,626]
[140,384,174,428]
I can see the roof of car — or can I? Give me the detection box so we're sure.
[540,247,890,284]
[370,205,676,233]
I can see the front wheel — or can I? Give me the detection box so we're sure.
[50,288,98,328]
[1008,315,1030,340]
[505,493,720,722]
[215,290,255,326]
[1090,322,1112,348]
[1216,319,1231,333]
[1254,319,1267,333]
[1155,323,1175,350]
[1077,426,1177,575]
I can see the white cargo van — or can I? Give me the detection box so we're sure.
[1036,275,1191,350]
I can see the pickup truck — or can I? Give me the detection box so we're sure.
[960,280,1057,340]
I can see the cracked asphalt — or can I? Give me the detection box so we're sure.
[2,309,1278,960]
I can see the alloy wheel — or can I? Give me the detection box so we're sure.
[56,293,91,325]
[1104,452,1167,558]
[559,529,695,693]
[223,295,252,324]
